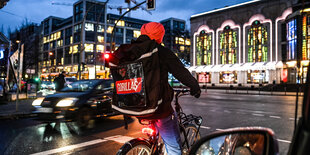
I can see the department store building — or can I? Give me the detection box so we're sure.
[190,0,310,85]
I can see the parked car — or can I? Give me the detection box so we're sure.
[32,79,115,128]
[190,65,310,155]
[40,81,55,90]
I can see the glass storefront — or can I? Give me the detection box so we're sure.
[220,71,237,83]
[198,73,211,83]
[247,70,267,84]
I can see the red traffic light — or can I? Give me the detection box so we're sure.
[104,53,110,59]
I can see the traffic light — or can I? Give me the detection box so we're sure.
[146,0,155,10]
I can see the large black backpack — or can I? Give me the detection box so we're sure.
[110,40,162,117]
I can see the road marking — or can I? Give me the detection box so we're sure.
[210,110,216,112]
[289,118,295,120]
[270,116,281,119]
[31,135,122,155]
[277,139,291,144]
[200,126,211,129]
[107,135,134,143]
[252,113,264,117]
[224,110,231,113]
[216,128,224,131]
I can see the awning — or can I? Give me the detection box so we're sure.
[195,65,206,72]
[203,65,213,72]
[187,66,197,72]
[210,65,222,72]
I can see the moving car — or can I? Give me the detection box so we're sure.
[190,65,310,155]
[64,77,77,86]
[32,79,115,128]
[40,81,55,90]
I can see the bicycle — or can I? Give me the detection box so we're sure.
[117,89,203,155]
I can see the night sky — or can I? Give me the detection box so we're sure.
[0,0,251,36]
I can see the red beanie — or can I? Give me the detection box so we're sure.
[140,22,165,44]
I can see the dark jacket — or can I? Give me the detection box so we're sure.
[55,74,65,91]
[114,35,200,119]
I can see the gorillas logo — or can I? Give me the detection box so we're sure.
[116,78,142,94]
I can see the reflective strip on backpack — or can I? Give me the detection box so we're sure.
[112,99,162,115]
[137,48,158,60]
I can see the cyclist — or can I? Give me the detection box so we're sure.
[117,22,201,155]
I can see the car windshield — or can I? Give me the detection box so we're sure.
[61,80,99,92]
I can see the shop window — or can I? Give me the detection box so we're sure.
[220,26,237,64]
[248,20,268,62]
[97,36,104,43]
[287,19,297,60]
[220,71,237,83]
[97,45,104,53]
[196,30,212,65]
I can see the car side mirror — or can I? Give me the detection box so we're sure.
[189,127,279,155]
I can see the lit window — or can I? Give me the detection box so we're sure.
[196,30,212,65]
[97,25,104,32]
[107,26,113,33]
[179,37,185,45]
[220,26,238,64]
[175,37,179,44]
[70,36,73,44]
[185,39,191,46]
[116,20,125,26]
[85,44,94,52]
[85,23,94,31]
[57,40,63,47]
[134,30,140,38]
[69,46,73,54]
[50,34,54,41]
[43,37,47,43]
[97,45,104,53]
[73,45,78,54]
[97,36,104,43]
[180,46,185,51]
[302,16,310,60]
[56,32,61,39]
[248,20,268,62]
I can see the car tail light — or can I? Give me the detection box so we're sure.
[142,127,156,136]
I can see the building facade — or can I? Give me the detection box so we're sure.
[190,0,309,86]
[160,18,191,63]
[39,0,149,80]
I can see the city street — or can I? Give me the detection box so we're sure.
[0,90,303,155]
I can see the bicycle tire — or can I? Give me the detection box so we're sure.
[117,139,152,155]
[180,123,201,154]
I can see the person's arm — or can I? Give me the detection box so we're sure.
[162,48,201,97]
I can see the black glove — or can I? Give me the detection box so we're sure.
[190,89,201,98]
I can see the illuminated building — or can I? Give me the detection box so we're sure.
[189,0,307,85]
[160,18,191,63]
[39,0,149,80]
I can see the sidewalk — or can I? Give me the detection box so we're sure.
[0,99,36,120]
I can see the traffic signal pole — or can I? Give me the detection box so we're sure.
[110,0,146,53]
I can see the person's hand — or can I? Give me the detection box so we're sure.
[190,89,201,98]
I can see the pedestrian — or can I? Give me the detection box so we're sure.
[54,71,66,91]
[114,22,201,155]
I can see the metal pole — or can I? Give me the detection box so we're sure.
[104,1,108,72]
[15,42,21,112]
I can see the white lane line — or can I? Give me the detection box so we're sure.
[108,135,134,143]
[252,113,264,117]
[200,126,211,129]
[277,139,291,144]
[289,118,295,120]
[216,128,224,131]
[31,135,121,155]
[270,116,281,119]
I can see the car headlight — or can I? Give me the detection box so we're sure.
[32,97,44,106]
[56,98,78,107]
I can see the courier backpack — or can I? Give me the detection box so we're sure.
[110,40,162,117]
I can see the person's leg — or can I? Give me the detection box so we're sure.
[155,112,181,155]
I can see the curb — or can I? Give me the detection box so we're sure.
[0,113,37,120]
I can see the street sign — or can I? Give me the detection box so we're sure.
[146,0,155,10]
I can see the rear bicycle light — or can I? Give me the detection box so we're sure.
[142,127,156,136]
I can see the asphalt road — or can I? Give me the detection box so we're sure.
[0,90,303,155]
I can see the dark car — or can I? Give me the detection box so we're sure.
[32,79,115,128]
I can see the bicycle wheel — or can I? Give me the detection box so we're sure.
[117,139,152,155]
[180,124,201,154]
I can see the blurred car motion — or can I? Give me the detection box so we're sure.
[40,81,55,90]
[32,79,115,128]
[64,77,77,86]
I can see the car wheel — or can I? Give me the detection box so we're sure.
[77,107,94,129]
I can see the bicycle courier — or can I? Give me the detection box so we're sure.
[109,39,162,117]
